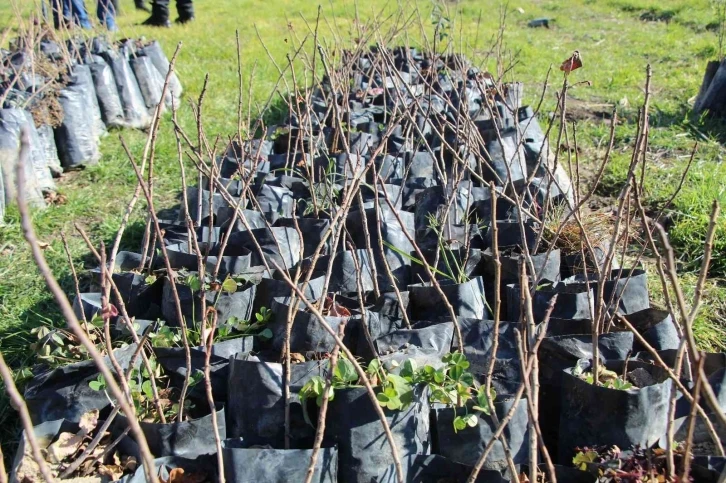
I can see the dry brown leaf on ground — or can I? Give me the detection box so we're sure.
[48,431,85,463]
[162,467,209,483]
[290,352,306,364]
[15,447,47,483]
[97,463,124,481]
[79,409,100,434]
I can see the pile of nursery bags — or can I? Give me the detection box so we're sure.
[0,36,182,220]
[12,45,725,483]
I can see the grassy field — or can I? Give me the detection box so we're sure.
[1,0,726,462]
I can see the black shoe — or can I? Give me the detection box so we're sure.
[175,15,194,24]
[142,15,171,26]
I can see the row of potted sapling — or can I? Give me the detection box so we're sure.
[0,33,181,220]
[8,40,725,483]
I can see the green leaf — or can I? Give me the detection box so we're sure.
[50,333,65,347]
[382,241,455,281]
[189,370,204,387]
[573,451,599,471]
[90,315,104,328]
[142,380,154,399]
[367,359,382,376]
[186,275,202,292]
[145,275,157,284]
[89,375,106,392]
[450,365,463,381]
[400,359,417,381]
[452,416,467,432]
[221,277,237,294]
[335,358,358,384]
[386,374,414,407]
[464,413,478,428]
[259,328,273,340]
[460,372,474,387]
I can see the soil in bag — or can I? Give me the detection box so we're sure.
[20,109,55,193]
[538,331,634,460]
[375,320,454,356]
[88,54,125,128]
[156,336,253,405]
[226,355,326,447]
[23,344,140,424]
[323,385,431,483]
[130,54,169,113]
[54,75,100,168]
[222,440,338,483]
[139,40,183,104]
[161,276,256,328]
[266,295,357,354]
[434,397,529,471]
[37,124,62,177]
[0,108,45,207]
[112,406,226,460]
[558,359,672,464]
[409,276,489,321]
[73,64,106,140]
[102,49,152,129]
[619,307,679,352]
[507,280,594,323]
[454,319,522,396]
[564,268,650,316]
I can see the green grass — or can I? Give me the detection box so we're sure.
[1,0,726,466]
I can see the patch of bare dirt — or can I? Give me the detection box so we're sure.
[564,98,615,124]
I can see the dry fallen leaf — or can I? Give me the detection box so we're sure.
[37,240,50,250]
[48,431,85,464]
[559,50,583,73]
[123,455,138,473]
[98,464,124,480]
[15,447,44,483]
[290,353,306,364]
[79,409,99,434]
[163,467,208,483]
[323,296,351,318]
[45,191,68,205]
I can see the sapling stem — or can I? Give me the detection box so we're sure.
[304,320,347,483]
[59,232,87,331]
[14,126,158,481]
[0,353,54,483]
[681,355,706,481]
[204,309,225,483]
[467,296,557,483]
[271,260,405,483]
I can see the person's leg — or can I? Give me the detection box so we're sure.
[175,0,194,23]
[135,0,150,12]
[69,0,92,29]
[97,0,117,31]
[50,0,64,28]
[142,0,171,26]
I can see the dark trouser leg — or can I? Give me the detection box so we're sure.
[143,0,170,26]
[175,0,194,22]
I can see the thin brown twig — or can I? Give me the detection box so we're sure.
[14,126,158,482]
[0,353,54,483]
